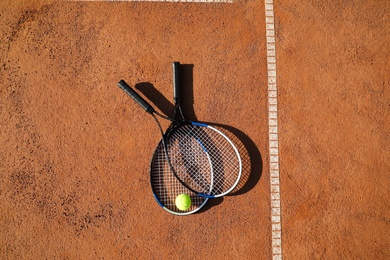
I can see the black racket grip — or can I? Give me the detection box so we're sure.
[117,80,155,114]
[172,62,181,104]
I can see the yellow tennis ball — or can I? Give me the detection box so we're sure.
[175,194,192,211]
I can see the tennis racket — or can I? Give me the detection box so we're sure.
[149,62,209,215]
[118,62,242,198]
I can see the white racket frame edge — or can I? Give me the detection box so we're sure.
[205,124,243,197]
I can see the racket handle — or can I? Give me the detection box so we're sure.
[172,62,181,104]
[118,80,155,114]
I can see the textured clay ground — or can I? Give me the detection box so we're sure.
[0,0,389,259]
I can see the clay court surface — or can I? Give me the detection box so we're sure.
[1,0,389,259]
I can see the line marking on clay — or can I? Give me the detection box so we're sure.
[265,0,283,259]
[66,0,233,2]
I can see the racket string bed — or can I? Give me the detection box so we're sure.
[150,141,207,214]
[206,127,241,193]
[167,134,213,193]
[167,124,241,196]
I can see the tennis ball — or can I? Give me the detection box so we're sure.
[175,194,192,211]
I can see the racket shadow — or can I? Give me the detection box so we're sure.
[202,122,263,196]
[178,64,261,196]
[134,64,195,120]
[135,82,174,118]
[196,123,260,212]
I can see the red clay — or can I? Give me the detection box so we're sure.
[0,0,388,259]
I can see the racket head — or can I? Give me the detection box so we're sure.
[150,140,209,215]
[166,122,242,198]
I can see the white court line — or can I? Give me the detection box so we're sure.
[265,0,282,259]
[67,0,233,2]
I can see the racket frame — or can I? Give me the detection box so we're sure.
[118,63,242,199]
